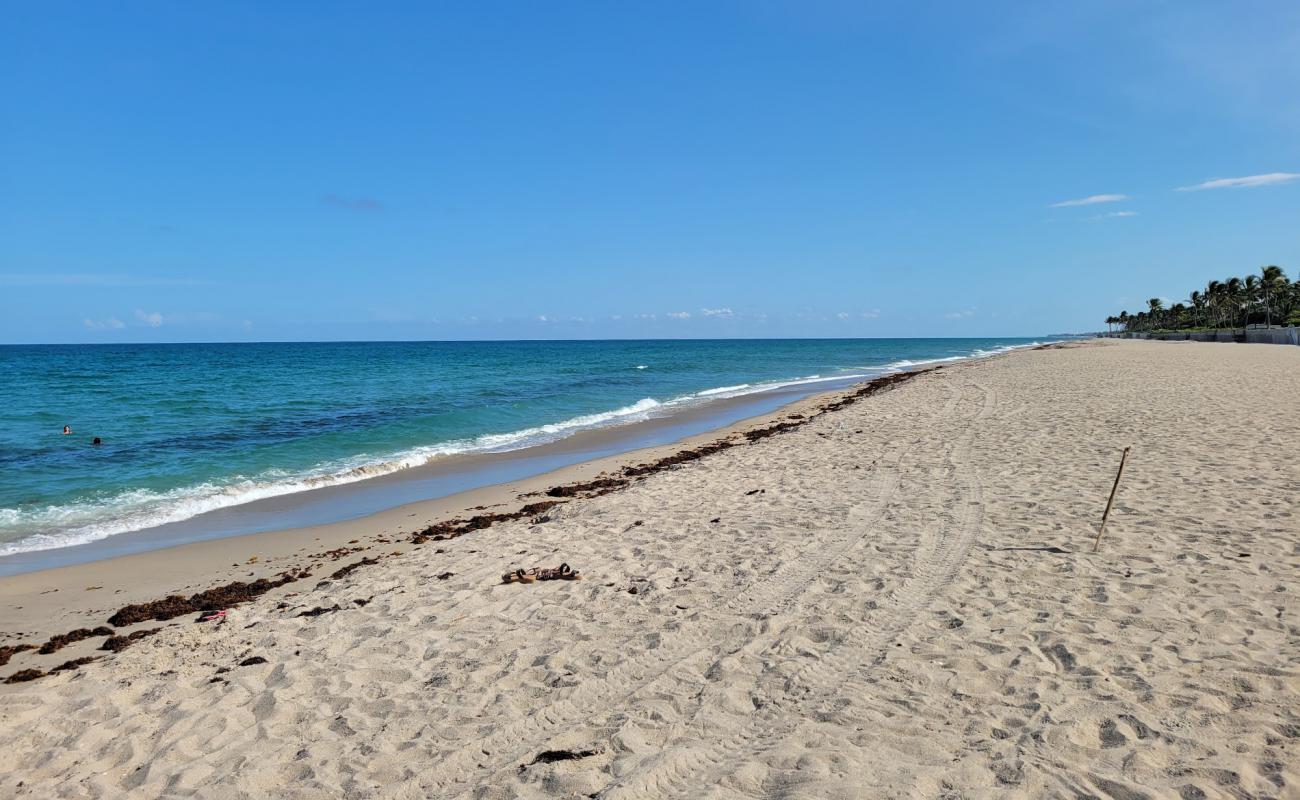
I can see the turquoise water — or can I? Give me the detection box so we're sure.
[0,338,1045,556]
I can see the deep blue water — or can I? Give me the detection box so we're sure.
[0,338,1045,556]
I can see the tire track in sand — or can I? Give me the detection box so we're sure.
[426,382,966,795]
[594,380,994,800]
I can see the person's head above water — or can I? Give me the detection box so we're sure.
[92,437,102,445]
[62,425,72,434]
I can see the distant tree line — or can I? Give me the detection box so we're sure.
[1105,265,1300,332]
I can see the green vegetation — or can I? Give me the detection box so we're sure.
[1105,265,1299,332]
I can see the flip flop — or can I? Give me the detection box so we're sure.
[197,610,227,622]
[539,563,582,581]
[501,568,537,584]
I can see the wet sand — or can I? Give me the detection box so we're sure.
[2,340,1298,799]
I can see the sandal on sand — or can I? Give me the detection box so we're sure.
[197,609,227,622]
[538,563,582,581]
[501,568,537,584]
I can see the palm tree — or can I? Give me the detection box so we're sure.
[1245,275,1261,325]
[1259,265,1287,327]
[1225,277,1244,328]
[1147,298,1165,330]
[1206,280,1225,327]
[1104,267,1297,333]
[1189,290,1205,327]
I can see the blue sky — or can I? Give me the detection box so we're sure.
[3,1,1298,343]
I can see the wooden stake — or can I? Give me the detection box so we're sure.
[1092,446,1131,552]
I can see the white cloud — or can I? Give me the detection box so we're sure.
[1091,210,1139,220]
[944,308,977,320]
[862,309,881,319]
[1176,172,1300,191]
[536,315,551,322]
[83,317,126,330]
[837,312,851,320]
[634,313,656,320]
[1049,193,1129,208]
[134,309,164,327]
[667,311,691,319]
[700,307,733,318]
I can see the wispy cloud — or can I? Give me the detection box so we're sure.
[1,273,210,287]
[1049,193,1129,208]
[700,307,733,318]
[1093,210,1139,219]
[1176,172,1300,191]
[666,311,691,319]
[322,194,384,211]
[944,308,977,320]
[861,309,881,319]
[83,317,126,330]
[134,309,164,327]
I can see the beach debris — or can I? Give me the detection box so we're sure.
[436,571,454,580]
[546,477,627,498]
[4,669,46,684]
[709,517,721,523]
[51,656,99,673]
[0,644,35,667]
[330,557,379,581]
[411,501,562,544]
[100,628,162,653]
[107,569,310,626]
[196,610,227,623]
[537,563,581,581]
[238,656,268,667]
[1092,446,1131,553]
[744,489,765,495]
[521,746,604,770]
[353,597,372,606]
[296,604,341,618]
[37,626,115,655]
[502,568,538,584]
[622,441,737,478]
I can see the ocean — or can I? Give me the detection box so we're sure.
[0,338,1047,559]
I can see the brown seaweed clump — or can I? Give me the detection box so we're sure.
[107,569,309,627]
[100,628,162,653]
[37,626,115,655]
[0,644,34,667]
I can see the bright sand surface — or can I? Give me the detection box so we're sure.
[1,339,1298,798]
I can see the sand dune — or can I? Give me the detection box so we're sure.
[2,340,1298,799]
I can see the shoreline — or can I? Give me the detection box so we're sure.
[3,342,1050,576]
[0,365,928,658]
[0,371,871,576]
[2,340,1051,572]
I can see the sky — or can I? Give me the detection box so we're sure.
[2,1,1299,343]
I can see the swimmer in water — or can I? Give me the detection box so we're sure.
[92,437,102,445]
[63,425,72,435]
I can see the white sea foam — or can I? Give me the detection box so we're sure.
[634,365,648,370]
[696,383,751,396]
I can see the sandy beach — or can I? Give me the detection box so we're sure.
[2,339,1298,799]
